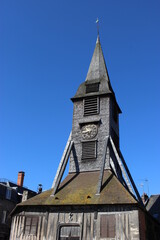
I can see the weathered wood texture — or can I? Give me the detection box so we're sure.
[10,209,141,240]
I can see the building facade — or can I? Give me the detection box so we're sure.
[9,36,160,239]
[0,172,36,240]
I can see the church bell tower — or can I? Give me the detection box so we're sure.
[70,36,122,177]
[52,35,142,201]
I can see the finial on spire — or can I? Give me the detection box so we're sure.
[96,18,99,37]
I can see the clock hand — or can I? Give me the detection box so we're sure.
[83,127,92,133]
[82,129,90,133]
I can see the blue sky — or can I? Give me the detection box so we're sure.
[0,0,160,196]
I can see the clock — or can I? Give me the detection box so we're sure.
[81,124,98,140]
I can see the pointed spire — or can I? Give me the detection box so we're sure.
[85,36,110,82]
[96,35,100,44]
[72,34,121,113]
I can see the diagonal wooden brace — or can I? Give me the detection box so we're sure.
[119,150,144,206]
[96,136,109,195]
[109,136,133,194]
[51,132,73,196]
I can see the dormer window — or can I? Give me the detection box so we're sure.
[86,83,99,93]
[6,188,11,200]
[84,96,99,116]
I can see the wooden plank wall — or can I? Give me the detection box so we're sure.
[10,210,140,240]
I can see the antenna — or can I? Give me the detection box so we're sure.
[139,182,144,194]
[139,178,150,196]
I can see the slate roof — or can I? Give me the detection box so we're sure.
[18,170,137,206]
[85,36,110,82]
[146,195,160,223]
[0,180,36,203]
[72,36,113,99]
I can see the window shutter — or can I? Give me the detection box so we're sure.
[108,215,115,238]
[100,215,107,238]
[84,97,99,116]
[100,214,115,238]
[82,141,97,160]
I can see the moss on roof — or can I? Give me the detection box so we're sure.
[18,170,137,207]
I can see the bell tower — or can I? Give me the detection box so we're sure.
[52,35,142,204]
[69,36,122,176]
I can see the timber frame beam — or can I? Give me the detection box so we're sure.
[51,132,143,206]
[51,132,73,196]
[96,136,144,206]
[96,136,109,195]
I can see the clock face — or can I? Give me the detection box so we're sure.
[81,124,98,140]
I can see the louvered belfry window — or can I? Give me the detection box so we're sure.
[82,141,97,160]
[100,214,115,238]
[84,96,99,116]
[86,83,99,93]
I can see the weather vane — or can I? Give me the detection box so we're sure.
[96,18,99,36]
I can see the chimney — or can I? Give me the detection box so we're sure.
[37,184,43,194]
[17,171,25,187]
